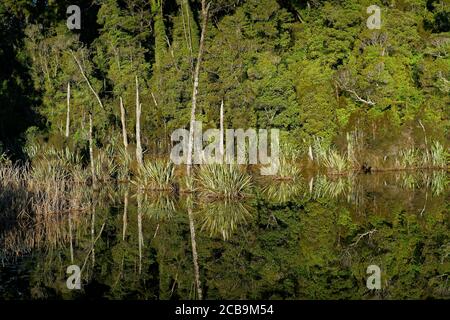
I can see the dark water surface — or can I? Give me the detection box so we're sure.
[1,171,448,299]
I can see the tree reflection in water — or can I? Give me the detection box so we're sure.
[0,172,448,299]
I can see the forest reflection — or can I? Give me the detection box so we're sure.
[0,171,448,299]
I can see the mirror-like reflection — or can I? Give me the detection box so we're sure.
[0,172,448,299]
[196,200,253,241]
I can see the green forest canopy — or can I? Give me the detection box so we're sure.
[0,0,448,161]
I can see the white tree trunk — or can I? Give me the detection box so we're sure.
[219,99,224,159]
[89,113,96,185]
[135,76,143,167]
[120,96,128,149]
[65,82,70,138]
[186,0,210,176]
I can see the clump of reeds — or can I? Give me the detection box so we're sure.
[398,147,419,168]
[274,143,301,180]
[429,141,448,168]
[30,164,72,216]
[133,160,175,191]
[323,149,349,174]
[0,164,30,220]
[116,147,132,181]
[275,156,301,179]
[312,138,350,174]
[196,164,252,199]
[395,141,448,169]
[28,146,87,186]
[94,148,117,182]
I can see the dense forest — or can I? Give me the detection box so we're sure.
[0,0,448,170]
[0,0,449,301]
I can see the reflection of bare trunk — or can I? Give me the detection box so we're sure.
[137,190,143,274]
[188,202,202,299]
[122,189,128,241]
[219,99,224,158]
[65,82,70,138]
[135,76,143,167]
[420,191,428,216]
[186,0,210,176]
[69,212,74,264]
[89,113,96,185]
[91,201,96,265]
[120,96,128,149]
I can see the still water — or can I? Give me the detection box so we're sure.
[1,171,448,299]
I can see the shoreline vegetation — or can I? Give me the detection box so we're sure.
[1,149,448,241]
[0,137,448,219]
[2,135,448,184]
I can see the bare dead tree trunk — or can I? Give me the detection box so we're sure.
[65,82,70,138]
[186,0,211,176]
[219,99,224,158]
[89,113,96,185]
[70,50,104,110]
[135,76,143,167]
[120,96,128,149]
[91,200,96,265]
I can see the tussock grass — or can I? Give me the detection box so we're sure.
[430,141,448,168]
[312,138,350,174]
[95,149,117,182]
[395,142,448,169]
[133,160,175,191]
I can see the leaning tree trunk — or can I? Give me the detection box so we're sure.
[70,50,104,110]
[186,0,210,176]
[135,76,143,167]
[65,82,70,138]
[119,96,128,149]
